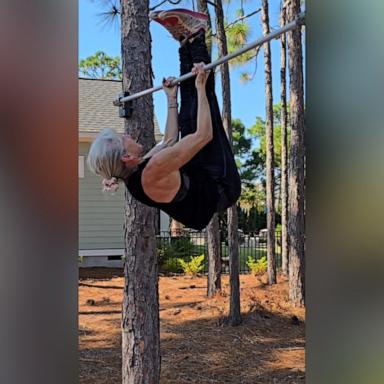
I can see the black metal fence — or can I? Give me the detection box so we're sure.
[156,230,282,274]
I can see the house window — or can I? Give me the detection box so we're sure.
[79,156,85,178]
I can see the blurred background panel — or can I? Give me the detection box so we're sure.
[0,1,78,383]
[307,0,384,383]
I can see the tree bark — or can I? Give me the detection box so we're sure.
[120,0,160,382]
[261,0,277,284]
[197,0,213,53]
[280,4,289,275]
[227,206,241,325]
[215,0,241,326]
[207,213,222,297]
[287,0,305,306]
[196,0,222,298]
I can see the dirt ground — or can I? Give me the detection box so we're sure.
[79,268,305,384]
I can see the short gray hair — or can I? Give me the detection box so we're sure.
[87,128,128,180]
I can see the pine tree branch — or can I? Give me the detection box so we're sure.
[239,45,262,82]
[225,8,261,30]
[149,0,184,11]
[211,8,261,38]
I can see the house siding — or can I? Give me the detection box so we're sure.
[78,78,167,256]
[79,143,125,250]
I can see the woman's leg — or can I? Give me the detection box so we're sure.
[186,31,241,209]
[178,41,196,131]
[152,9,241,209]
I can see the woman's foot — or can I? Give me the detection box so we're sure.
[149,8,208,42]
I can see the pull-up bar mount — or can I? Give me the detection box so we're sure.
[114,12,305,113]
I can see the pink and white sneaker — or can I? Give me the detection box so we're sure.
[149,8,208,42]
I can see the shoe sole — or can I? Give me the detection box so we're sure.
[150,8,207,41]
[150,8,208,21]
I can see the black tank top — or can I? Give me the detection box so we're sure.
[125,158,220,230]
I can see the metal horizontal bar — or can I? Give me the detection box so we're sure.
[113,12,305,106]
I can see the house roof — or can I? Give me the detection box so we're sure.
[79,78,162,141]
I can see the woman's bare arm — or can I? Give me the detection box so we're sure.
[143,77,179,160]
[143,63,212,183]
[162,76,179,145]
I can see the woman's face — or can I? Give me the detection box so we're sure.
[122,134,143,158]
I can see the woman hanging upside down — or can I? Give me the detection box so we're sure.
[88,9,241,230]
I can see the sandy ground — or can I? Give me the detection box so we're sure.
[79,269,305,383]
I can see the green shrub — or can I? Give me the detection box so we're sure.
[162,258,182,273]
[157,236,200,273]
[177,254,205,277]
[157,242,176,266]
[246,256,267,276]
[171,237,199,258]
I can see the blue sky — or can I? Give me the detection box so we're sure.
[79,0,302,135]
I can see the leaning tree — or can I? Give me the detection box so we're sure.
[196,0,222,299]
[215,0,242,326]
[261,0,277,285]
[280,1,289,275]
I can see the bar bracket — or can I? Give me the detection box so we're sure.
[117,91,133,118]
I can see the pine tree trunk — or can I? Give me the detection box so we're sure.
[215,0,241,326]
[207,213,222,297]
[280,4,289,276]
[197,0,213,53]
[120,1,160,382]
[261,0,277,285]
[287,0,305,307]
[197,0,222,298]
[227,206,241,325]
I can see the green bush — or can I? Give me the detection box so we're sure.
[246,256,268,276]
[157,236,200,273]
[171,237,198,258]
[157,242,176,265]
[177,255,205,277]
[162,257,182,273]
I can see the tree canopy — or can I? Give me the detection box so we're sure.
[249,103,291,168]
[79,51,122,80]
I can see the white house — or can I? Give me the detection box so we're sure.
[78,78,170,267]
